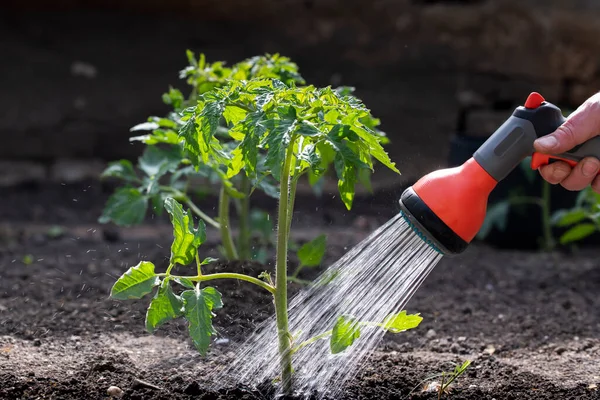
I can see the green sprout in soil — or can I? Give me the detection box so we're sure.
[407,359,471,399]
[107,52,422,394]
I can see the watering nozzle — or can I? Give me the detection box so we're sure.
[399,92,600,256]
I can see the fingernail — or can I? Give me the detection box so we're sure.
[552,166,570,181]
[582,159,600,177]
[535,135,559,150]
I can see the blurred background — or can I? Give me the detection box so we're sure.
[2,0,600,249]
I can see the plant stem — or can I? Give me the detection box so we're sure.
[218,186,238,260]
[165,263,175,276]
[286,138,303,238]
[274,137,297,394]
[157,186,221,229]
[160,272,275,294]
[195,253,203,277]
[540,181,554,251]
[238,175,252,260]
[185,199,221,229]
[291,329,332,355]
[287,175,300,237]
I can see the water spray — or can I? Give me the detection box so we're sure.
[400,92,600,255]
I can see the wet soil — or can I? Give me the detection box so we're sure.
[1,182,600,399]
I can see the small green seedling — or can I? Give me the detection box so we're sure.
[436,360,471,399]
[107,51,415,395]
[407,359,471,399]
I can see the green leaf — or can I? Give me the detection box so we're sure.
[173,277,196,289]
[146,279,184,333]
[264,113,296,180]
[330,315,361,354]
[99,188,148,226]
[297,234,327,268]
[223,105,247,126]
[164,198,207,265]
[101,160,138,182]
[381,311,423,333]
[200,257,219,265]
[130,130,182,146]
[559,223,597,245]
[179,116,201,163]
[297,121,321,137]
[334,153,357,210]
[351,126,399,174]
[198,101,225,147]
[182,286,223,356]
[238,111,268,175]
[130,122,160,131]
[138,145,181,179]
[186,49,198,67]
[162,87,184,110]
[110,261,160,300]
[476,201,510,240]
[552,208,588,227]
[298,143,323,176]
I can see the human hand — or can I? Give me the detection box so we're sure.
[533,93,600,193]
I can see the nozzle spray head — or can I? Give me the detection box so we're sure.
[399,158,497,256]
[399,92,589,256]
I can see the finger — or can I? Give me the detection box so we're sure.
[558,157,600,191]
[592,176,600,194]
[538,161,572,184]
[534,93,600,154]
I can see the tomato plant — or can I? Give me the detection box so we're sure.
[106,51,421,394]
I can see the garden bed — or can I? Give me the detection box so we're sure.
[1,181,599,399]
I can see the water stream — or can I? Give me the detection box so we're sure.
[213,213,443,398]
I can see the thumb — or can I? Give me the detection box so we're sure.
[534,94,600,154]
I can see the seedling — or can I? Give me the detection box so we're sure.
[108,52,419,394]
[436,360,471,399]
[406,360,471,399]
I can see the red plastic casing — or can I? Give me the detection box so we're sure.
[412,158,498,243]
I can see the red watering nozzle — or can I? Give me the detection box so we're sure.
[400,92,600,256]
[400,159,497,255]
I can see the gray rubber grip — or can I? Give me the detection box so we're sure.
[473,116,537,181]
[557,137,600,163]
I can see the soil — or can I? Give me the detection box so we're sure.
[1,181,600,400]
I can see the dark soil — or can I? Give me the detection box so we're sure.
[1,182,600,399]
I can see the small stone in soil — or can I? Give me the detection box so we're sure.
[107,386,124,398]
[426,329,436,338]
